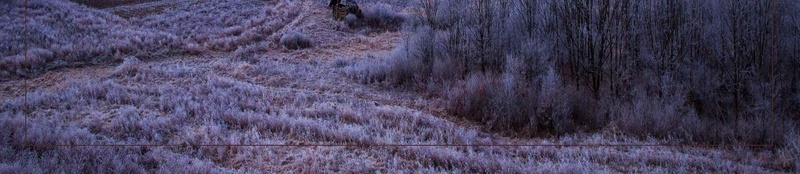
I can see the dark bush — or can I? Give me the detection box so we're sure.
[279,31,313,50]
[351,4,406,31]
[344,14,361,28]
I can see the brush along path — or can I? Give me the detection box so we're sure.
[103,0,184,19]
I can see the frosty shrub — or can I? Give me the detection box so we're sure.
[344,3,406,32]
[280,31,313,50]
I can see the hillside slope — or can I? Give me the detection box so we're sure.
[0,0,795,173]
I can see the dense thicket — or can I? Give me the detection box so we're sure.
[367,0,799,145]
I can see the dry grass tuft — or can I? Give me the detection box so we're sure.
[280,31,313,50]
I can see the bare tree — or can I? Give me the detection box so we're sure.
[641,0,690,74]
[553,0,631,98]
[517,0,541,38]
[416,0,439,28]
[706,0,773,137]
[473,0,497,73]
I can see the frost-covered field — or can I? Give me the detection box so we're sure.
[0,0,797,173]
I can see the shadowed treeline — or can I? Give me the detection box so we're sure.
[357,0,799,145]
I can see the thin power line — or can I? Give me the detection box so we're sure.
[27,143,776,148]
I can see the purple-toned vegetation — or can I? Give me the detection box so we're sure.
[345,3,407,32]
[280,31,313,50]
[361,0,800,146]
[1,0,797,172]
[0,0,303,80]
[71,0,163,8]
[129,0,300,52]
[8,54,752,172]
[0,0,185,80]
